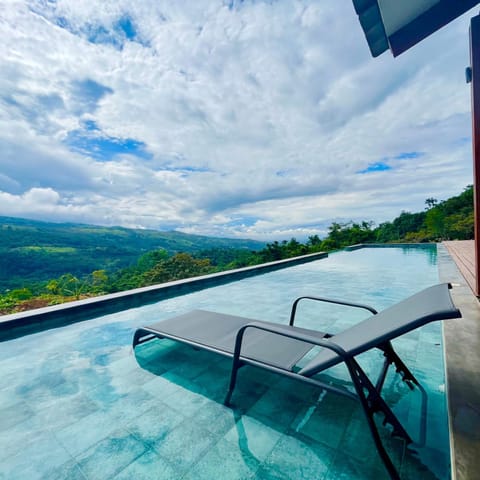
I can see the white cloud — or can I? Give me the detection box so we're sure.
[0,187,60,214]
[0,1,475,240]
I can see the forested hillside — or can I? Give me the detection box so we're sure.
[0,186,473,314]
[321,185,474,249]
[0,217,264,291]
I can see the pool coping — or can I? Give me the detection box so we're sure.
[438,243,480,480]
[0,251,327,341]
[345,242,434,251]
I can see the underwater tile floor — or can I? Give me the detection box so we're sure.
[0,326,448,480]
[0,248,450,479]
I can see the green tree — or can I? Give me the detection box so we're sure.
[425,208,445,239]
[391,211,426,239]
[46,273,86,299]
[307,235,321,247]
[261,241,284,262]
[8,288,33,301]
[142,253,212,286]
[136,249,169,271]
[91,270,108,293]
[444,213,474,240]
[319,221,375,250]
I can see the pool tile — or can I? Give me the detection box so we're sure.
[272,378,318,404]
[419,412,449,451]
[54,409,125,458]
[105,353,141,377]
[380,378,415,419]
[246,387,307,432]
[108,366,155,394]
[194,401,238,435]
[0,400,34,431]
[227,377,271,412]
[395,338,420,361]
[0,432,26,465]
[75,429,148,479]
[152,419,220,473]
[324,451,387,480]
[0,417,54,463]
[162,385,211,417]
[113,449,177,480]
[99,387,159,422]
[85,380,126,408]
[141,346,192,372]
[260,434,334,479]
[0,430,72,480]
[169,350,215,380]
[125,403,185,445]
[182,437,260,480]
[248,466,290,479]
[16,374,80,411]
[291,392,355,449]
[133,338,184,364]
[401,445,451,480]
[28,392,100,431]
[137,358,169,377]
[335,415,406,470]
[224,414,282,461]
[141,375,184,399]
[190,363,232,400]
[39,460,87,480]
[246,368,283,388]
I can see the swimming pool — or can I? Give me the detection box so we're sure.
[0,245,451,479]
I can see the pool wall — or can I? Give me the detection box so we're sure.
[0,252,327,341]
[345,243,435,251]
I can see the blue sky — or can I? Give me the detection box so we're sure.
[0,1,475,240]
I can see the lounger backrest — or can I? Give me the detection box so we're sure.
[299,283,461,377]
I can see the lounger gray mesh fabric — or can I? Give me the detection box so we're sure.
[299,283,459,375]
[135,309,327,370]
[132,282,461,480]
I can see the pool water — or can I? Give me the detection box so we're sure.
[0,246,451,479]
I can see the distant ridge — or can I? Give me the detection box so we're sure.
[0,216,265,290]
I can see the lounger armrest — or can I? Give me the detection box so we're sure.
[289,296,377,326]
[232,321,349,364]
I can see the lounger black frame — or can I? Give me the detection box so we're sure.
[133,283,461,480]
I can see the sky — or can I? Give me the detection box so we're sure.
[0,1,476,241]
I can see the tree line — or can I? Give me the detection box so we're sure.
[0,186,473,315]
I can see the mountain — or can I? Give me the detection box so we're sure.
[0,216,265,291]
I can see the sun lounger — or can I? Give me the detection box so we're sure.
[133,283,461,479]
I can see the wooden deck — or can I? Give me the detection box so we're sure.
[443,240,477,295]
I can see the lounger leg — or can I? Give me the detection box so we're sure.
[380,342,419,389]
[375,357,391,393]
[224,359,243,406]
[133,329,150,348]
[132,329,164,348]
[346,358,410,480]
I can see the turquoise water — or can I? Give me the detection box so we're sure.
[0,246,450,479]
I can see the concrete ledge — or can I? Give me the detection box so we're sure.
[438,244,480,480]
[0,251,327,341]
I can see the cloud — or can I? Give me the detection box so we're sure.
[0,188,61,216]
[0,1,475,240]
